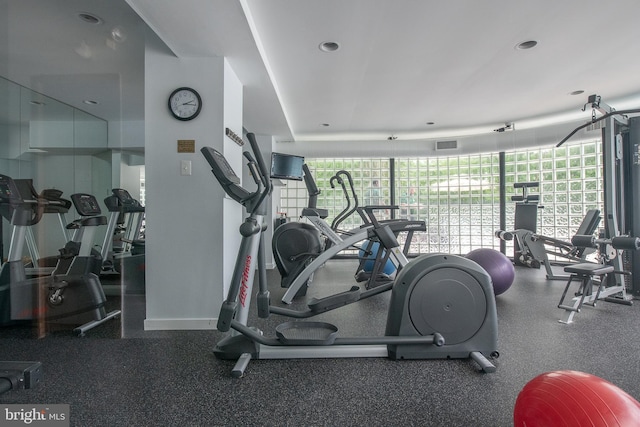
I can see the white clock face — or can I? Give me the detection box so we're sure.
[169,88,201,120]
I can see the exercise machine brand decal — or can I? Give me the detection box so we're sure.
[239,255,252,307]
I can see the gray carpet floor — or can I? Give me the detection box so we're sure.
[1,259,640,426]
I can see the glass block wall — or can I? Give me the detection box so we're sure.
[395,153,502,255]
[535,143,602,240]
[276,139,603,257]
[276,158,392,232]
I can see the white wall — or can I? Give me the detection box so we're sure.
[107,116,145,199]
[0,122,22,159]
[221,60,244,297]
[109,120,145,151]
[30,120,108,149]
[119,162,143,201]
[143,31,242,330]
[110,150,144,200]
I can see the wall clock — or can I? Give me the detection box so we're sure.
[168,87,202,121]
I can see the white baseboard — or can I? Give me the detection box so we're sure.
[144,318,218,331]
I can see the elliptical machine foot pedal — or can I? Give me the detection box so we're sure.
[307,286,361,313]
[276,322,338,345]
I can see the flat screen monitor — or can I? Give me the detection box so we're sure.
[270,152,304,181]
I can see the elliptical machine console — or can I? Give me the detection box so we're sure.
[202,133,499,378]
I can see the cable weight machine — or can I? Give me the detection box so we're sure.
[558,94,640,301]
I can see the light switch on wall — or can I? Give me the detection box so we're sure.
[180,160,192,176]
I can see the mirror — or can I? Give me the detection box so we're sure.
[0,75,110,261]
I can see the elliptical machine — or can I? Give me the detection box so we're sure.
[271,165,358,292]
[273,164,426,302]
[270,165,323,291]
[202,133,499,378]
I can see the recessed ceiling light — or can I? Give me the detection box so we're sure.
[83,100,99,105]
[570,90,585,96]
[515,40,538,50]
[319,41,340,52]
[76,12,103,25]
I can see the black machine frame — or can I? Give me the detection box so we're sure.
[558,95,640,299]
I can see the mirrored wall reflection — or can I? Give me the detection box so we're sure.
[0,75,111,263]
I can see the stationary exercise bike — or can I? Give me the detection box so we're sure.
[201,133,499,377]
[101,189,146,294]
[14,182,73,270]
[0,174,120,335]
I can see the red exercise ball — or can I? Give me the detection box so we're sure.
[514,370,640,427]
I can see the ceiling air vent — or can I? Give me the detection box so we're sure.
[436,140,458,150]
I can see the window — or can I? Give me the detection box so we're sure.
[277,140,603,258]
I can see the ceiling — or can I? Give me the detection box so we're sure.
[1,0,146,124]
[4,0,640,148]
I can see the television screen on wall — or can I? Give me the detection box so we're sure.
[270,152,304,181]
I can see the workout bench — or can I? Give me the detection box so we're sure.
[557,263,614,324]
[557,234,638,324]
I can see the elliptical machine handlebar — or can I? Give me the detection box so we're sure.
[242,151,262,187]
[246,133,271,194]
[302,164,320,209]
[330,170,359,230]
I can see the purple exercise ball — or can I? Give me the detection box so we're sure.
[466,248,515,296]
